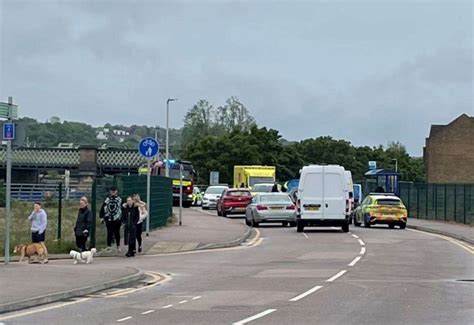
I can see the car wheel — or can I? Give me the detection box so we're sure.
[222,210,227,218]
[183,201,192,208]
[289,221,297,228]
[399,223,406,230]
[354,217,362,227]
[245,218,251,226]
[217,207,222,216]
[282,221,289,227]
[296,219,305,233]
[202,206,208,210]
[252,217,259,228]
[389,224,395,229]
[364,214,371,228]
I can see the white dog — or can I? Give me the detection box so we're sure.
[70,248,97,264]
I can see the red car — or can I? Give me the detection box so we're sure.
[217,189,252,217]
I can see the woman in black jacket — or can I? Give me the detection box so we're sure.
[74,197,92,252]
[122,197,140,257]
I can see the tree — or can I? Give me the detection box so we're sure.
[216,97,256,133]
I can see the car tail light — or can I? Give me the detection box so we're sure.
[286,205,296,210]
[346,199,350,213]
[256,205,268,211]
[296,199,301,213]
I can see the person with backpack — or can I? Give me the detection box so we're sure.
[74,197,92,252]
[99,187,123,253]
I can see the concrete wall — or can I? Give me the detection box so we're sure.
[425,114,474,183]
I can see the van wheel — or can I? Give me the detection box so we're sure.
[342,223,350,233]
[364,222,371,228]
[389,224,395,229]
[399,223,406,230]
[296,220,305,233]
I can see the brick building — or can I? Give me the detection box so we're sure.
[424,114,474,183]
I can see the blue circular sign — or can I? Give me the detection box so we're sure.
[139,137,159,159]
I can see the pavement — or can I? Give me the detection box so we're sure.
[408,218,473,245]
[0,207,251,315]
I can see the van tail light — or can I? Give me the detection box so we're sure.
[256,205,268,211]
[286,205,296,210]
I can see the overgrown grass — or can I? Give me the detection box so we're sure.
[0,201,108,257]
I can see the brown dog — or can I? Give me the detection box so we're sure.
[13,244,46,264]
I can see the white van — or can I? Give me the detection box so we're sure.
[297,165,350,233]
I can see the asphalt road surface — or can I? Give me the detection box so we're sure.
[1,213,473,325]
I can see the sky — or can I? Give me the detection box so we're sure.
[0,0,472,156]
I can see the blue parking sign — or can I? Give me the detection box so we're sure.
[3,123,15,140]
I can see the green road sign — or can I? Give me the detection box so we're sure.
[0,102,18,119]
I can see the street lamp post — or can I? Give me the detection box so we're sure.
[392,159,398,173]
[166,98,177,177]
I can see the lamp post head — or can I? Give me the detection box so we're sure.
[167,98,178,104]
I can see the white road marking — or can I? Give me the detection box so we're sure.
[0,298,91,321]
[179,300,188,304]
[327,270,347,282]
[289,285,323,302]
[358,239,366,246]
[352,234,360,239]
[408,229,474,255]
[360,247,366,255]
[162,305,173,309]
[192,296,202,300]
[233,309,277,325]
[348,256,362,266]
[303,232,309,239]
[117,316,132,322]
[142,310,155,315]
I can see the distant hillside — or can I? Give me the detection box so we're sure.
[17,117,183,150]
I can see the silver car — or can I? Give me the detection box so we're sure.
[245,193,297,227]
[202,186,228,210]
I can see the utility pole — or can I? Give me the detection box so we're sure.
[166,98,177,177]
[4,96,15,264]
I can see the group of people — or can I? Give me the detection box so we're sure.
[99,187,148,258]
[26,186,148,262]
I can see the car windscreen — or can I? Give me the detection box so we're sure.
[249,177,274,187]
[205,187,226,195]
[260,195,291,203]
[227,191,251,197]
[377,199,401,206]
[252,184,273,192]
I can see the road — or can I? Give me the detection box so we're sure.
[1,210,473,325]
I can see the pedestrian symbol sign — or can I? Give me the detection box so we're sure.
[3,123,15,140]
[139,137,159,159]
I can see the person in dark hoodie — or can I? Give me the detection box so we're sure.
[74,197,92,252]
[100,187,123,253]
[122,196,140,258]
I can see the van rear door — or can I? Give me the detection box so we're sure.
[300,171,323,219]
[323,172,346,220]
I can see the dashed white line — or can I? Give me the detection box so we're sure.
[327,270,347,282]
[142,310,155,315]
[233,309,278,325]
[289,285,323,302]
[117,316,132,322]
[162,305,173,309]
[348,256,362,266]
[303,232,309,239]
[360,247,366,255]
[192,296,202,300]
[358,239,366,246]
[352,234,360,239]
[179,300,188,304]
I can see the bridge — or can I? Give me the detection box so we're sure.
[0,146,167,183]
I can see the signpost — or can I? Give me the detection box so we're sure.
[2,97,16,264]
[368,161,377,171]
[138,137,160,236]
[210,171,219,186]
[179,163,183,226]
